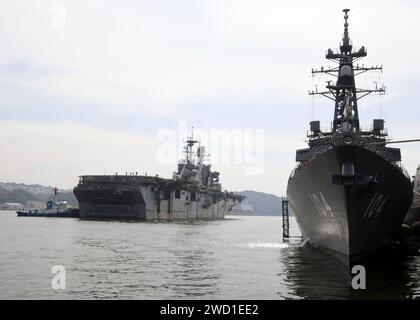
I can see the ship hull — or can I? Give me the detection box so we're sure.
[74,189,147,219]
[287,145,413,266]
[404,192,420,225]
[17,209,79,218]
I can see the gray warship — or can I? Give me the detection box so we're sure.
[405,165,420,225]
[287,9,413,265]
[74,134,244,220]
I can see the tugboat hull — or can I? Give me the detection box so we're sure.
[287,145,413,265]
[16,209,79,218]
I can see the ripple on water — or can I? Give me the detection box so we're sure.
[1,213,420,299]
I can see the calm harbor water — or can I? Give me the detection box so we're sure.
[0,211,419,300]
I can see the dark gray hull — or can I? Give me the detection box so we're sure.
[74,189,147,219]
[17,209,79,218]
[404,203,420,226]
[287,145,413,266]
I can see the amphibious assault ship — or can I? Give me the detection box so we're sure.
[74,135,244,220]
[287,9,413,265]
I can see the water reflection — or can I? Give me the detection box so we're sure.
[280,245,350,299]
[1,213,419,299]
[166,227,222,298]
[350,253,420,299]
[280,243,420,299]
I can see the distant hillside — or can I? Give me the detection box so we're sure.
[0,182,55,200]
[0,187,10,202]
[237,190,291,216]
[0,187,40,205]
[0,182,78,207]
[1,181,289,213]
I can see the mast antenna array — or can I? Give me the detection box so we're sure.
[183,126,199,163]
[308,9,386,133]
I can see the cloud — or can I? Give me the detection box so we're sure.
[0,0,419,194]
[0,120,303,195]
[6,0,420,115]
[0,120,158,188]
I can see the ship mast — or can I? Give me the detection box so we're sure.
[309,9,385,134]
[183,127,199,164]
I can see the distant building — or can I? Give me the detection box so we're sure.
[0,203,24,210]
[27,200,45,208]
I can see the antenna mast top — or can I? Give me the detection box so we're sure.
[308,9,386,134]
[341,9,352,53]
[184,126,199,163]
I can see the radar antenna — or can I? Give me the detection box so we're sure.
[309,8,386,133]
[183,126,199,163]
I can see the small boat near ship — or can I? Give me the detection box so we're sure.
[17,188,79,218]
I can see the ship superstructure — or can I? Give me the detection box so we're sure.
[287,9,413,265]
[74,134,244,220]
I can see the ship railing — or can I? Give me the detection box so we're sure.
[324,45,366,56]
[360,126,388,137]
[365,143,391,160]
[301,138,333,163]
[289,165,298,179]
[365,144,411,180]
[398,163,412,181]
[80,174,160,185]
[292,139,333,176]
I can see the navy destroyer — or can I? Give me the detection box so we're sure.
[74,135,244,220]
[287,9,413,265]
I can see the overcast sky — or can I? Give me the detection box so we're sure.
[0,0,419,195]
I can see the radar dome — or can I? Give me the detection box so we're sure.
[340,65,352,76]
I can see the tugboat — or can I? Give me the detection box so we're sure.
[17,187,78,218]
[287,9,413,265]
[73,133,244,220]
